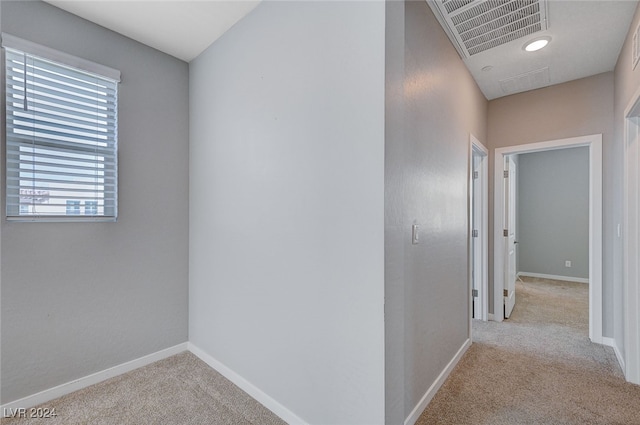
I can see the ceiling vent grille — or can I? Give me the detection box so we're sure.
[499,66,550,95]
[432,0,549,58]
[444,0,476,14]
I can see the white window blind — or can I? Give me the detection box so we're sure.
[3,35,119,220]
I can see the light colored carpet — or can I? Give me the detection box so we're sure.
[417,277,640,425]
[1,351,285,425]
[5,278,639,425]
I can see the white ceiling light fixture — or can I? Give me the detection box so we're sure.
[524,36,551,52]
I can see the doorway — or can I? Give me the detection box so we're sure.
[470,135,488,323]
[493,134,603,344]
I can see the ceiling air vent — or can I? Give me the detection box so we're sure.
[499,67,550,95]
[430,0,549,58]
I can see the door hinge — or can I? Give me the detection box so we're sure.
[503,170,509,178]
[472,229,478,238]
[503,289,508,297]
[473,171,479,179]
[472,289,478,297]
[503,229,508,237]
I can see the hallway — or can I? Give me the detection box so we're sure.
[417,277,640,424]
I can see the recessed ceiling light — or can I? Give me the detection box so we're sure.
[481,65,493,72]
[523,36,551,52]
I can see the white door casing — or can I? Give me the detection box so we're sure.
[493,135,602,345]
[504,156,517,318]
[624,88,640,385]
[470,136,488,323]
[472,154,482,319]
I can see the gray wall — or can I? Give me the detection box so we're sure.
[0,1,189,403]
[385,2,488,423]
[0,0,3,406]
[517,148,589,279]
[613,0,640,367]
[384,2,405,423]
[488,73,614,335]
[189,2,385,424]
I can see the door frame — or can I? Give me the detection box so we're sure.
[624,89,640,384]
[469,135,488,325]
[493,134,603,344]
[503,155,517,318]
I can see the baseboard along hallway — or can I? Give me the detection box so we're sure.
[416,277,640,425]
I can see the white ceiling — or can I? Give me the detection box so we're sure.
[44,0,261,62]
[439,0,638,99]
[44,0,638,100]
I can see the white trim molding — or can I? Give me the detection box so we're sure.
[493,135,603,345]
[1,342,307,425]
[1,343,188,413]
[404,339,471,425]
[469,135,489,325]
[187,343,308,425]
[518,272,589,284]
[1,33,121,82]
[602,337,626,373]
[623,87,640,385]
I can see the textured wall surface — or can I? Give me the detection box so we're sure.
[385,2,488,422]
[189,2,385,423]
[384,2,405,423]
[0,0,3,407]
[488,73,614,333]
[1,0,189,403]
[613,0,640,366]
[517,147,590,279]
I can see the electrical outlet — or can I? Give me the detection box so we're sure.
[565,260,572,268]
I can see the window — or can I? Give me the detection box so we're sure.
[66,200,80,215]
[84,200,97,215]
[2,34,120,220]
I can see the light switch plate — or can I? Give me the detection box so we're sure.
[412,224,419,245]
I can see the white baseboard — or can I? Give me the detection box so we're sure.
[602,337,626,372]
[518,272,589,284]
[187,343,307,425]
[1,342,188,413]
[404,338,471,425]
[488,313,495,321]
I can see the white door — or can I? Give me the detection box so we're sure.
[472,153,482,319]
[504,156,517,318]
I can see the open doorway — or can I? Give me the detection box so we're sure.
[517,148,590,284]
[493,135,603,343]
[503,147,590,321]
[470,135,488,323]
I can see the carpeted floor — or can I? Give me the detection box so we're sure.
[4,277,639,425]
[1,352,285,425]
[417,277,640,425]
